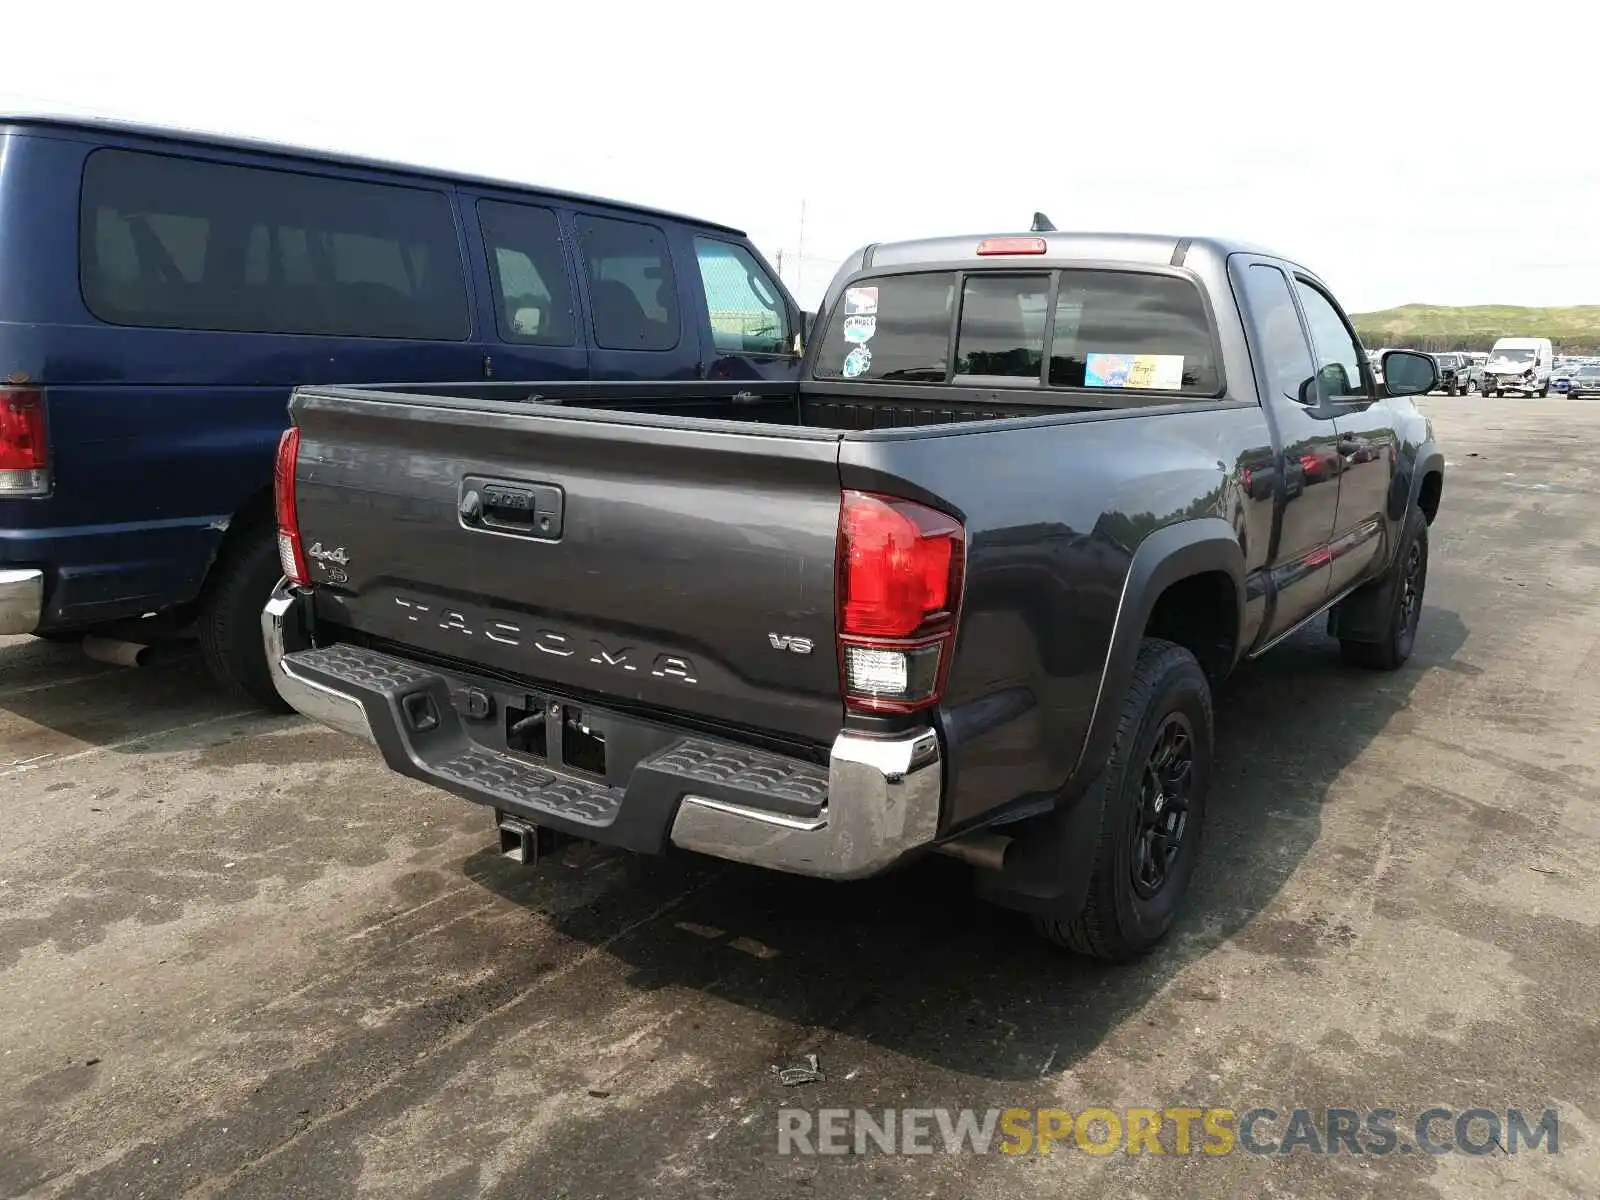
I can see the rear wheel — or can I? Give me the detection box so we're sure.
[1340,509,1428,671]
[1032,639,1213,962]
[197,528,292,712]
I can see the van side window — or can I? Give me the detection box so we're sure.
[477,201,576,345]
[79,148,470,341]
[574,215,679,352]
[692,238,789,355]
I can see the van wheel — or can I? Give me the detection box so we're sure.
[198,529,292,712]
[1032,639,1213,962]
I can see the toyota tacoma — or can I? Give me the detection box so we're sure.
[262,232,1444,961]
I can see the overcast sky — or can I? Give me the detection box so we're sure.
[5,1,1593,312]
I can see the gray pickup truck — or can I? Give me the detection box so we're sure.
[263,231,1444,961]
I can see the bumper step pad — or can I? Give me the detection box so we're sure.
[279,641,826,842]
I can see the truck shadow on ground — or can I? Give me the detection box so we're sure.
[0,637,282,764]
[465,607,1469,1085]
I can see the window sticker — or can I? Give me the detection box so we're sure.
[842,345,873,378]
[1084,352,1185,390]
[842,314,877,344]
[844,286,879,316]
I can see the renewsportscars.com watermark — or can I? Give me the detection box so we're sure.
[777,1106,1560,1157]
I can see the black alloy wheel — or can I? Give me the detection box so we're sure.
[1130,713,1195,899]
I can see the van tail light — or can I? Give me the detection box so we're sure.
[0,387,50,496]
[836,490,965,714]
[274,427,308,585]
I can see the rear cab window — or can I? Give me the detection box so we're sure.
[814,267,1222,397]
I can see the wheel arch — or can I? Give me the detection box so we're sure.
[1072,518,1244,785]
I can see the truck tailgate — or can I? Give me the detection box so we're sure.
[288,389,846,745]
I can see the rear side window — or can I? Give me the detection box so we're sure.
[813,273,955,382]
[80,148,470,340]
[477,200,576,345]
[575,215,679,351]
[815,268,1220,394]
[693,237,790,355]
[1048,271,1218,391]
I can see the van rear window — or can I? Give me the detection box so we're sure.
[814,268,1221,395]
[79,148,471,340]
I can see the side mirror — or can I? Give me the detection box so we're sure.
[1381,349,1438,397]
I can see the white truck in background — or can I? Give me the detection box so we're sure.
[1482,337,1554,397]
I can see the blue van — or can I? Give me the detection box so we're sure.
[0,114,805,707]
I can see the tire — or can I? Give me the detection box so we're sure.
[1340,509,1428,671]
[1537,384,1549,398]
[197,529,292,712]
[1032,638,1213,962]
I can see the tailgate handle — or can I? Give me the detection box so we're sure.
[459,476,565,540]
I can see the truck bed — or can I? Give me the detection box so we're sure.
[325,379,1131,433]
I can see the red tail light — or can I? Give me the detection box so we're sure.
[274,427,308,585]
[0,387,50,496]
[836,491,965,714]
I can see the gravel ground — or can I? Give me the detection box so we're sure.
[1,397,1597,1199]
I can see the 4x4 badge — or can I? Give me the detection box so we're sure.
[307,542,350,566]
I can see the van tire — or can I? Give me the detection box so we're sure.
[198,529,292,712]
[1031,638,1213,962]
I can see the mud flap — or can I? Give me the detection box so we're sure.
[1326,568,1399,643]
[969,778,1106,917]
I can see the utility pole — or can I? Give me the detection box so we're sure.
[796,199,807,294]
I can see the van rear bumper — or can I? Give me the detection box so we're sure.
[262,582,943,880]
[0,568,43,634]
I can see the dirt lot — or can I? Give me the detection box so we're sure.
[2,398,1598,1199]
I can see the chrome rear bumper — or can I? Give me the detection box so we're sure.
[261,581,942,879]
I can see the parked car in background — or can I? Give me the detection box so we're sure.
[1463,351,1489,394]
[1481,337,1554,397]
[0,114,804,707]
[1430,352,1472,395]
[1567,364,1600,398]
[263,231,1445,961]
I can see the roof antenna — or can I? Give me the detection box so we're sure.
[1031,211,1056,232]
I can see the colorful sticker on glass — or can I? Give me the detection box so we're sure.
[842,345,873,378]
[844,287,879,316]
[842,315,877,344]
[1084,353,1185,390]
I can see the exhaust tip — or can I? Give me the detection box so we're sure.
[82,635,154,668]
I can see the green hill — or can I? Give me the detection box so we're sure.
[1351,304,1600,353]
